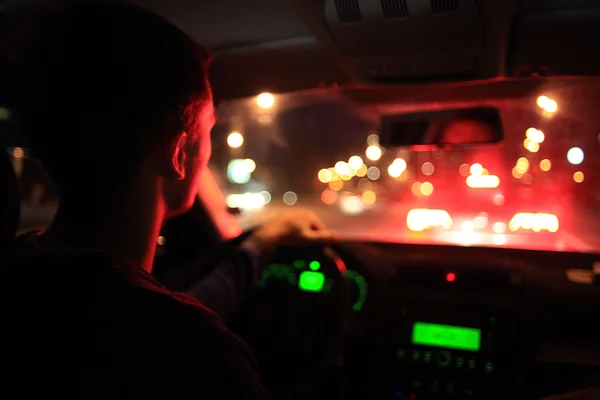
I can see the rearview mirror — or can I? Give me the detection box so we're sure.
[380,107,503,150]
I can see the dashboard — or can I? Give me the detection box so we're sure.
[236,241,600,400]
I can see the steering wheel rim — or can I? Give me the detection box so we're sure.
[187,230,352,396]
[231,244,352,398]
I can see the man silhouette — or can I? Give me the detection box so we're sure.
[2,2,333,398]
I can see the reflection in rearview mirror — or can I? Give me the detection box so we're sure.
[380,107,503,150]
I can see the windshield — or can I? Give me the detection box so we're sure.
[212,79,600,253]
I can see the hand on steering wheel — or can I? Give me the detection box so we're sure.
[242,209,338,258]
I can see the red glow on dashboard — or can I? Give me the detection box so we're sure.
[446,272,456,282]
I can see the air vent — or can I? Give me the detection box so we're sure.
[335,0,362,22]
[381,0,409,19]
[431,0,459,13]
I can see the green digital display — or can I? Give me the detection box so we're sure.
[298,271,325,292]
[412,322,481,352]
[258,261,367,311]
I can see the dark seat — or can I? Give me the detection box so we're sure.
[0,146,20,255]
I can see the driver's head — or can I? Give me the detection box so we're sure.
[440,118,494,145]
[20,2,214,217]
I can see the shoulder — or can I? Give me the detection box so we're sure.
[123,274,270,398]
[105,259,266,389]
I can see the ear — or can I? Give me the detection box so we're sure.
[169,131,189,180]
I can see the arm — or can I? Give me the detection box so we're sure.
[186,235,272,322]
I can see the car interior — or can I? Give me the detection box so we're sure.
[2,0,600,399]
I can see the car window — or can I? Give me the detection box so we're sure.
[211,79,600,253]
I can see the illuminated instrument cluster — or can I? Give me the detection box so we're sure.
[257,257,368,312]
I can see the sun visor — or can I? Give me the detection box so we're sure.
[323,0,485,83]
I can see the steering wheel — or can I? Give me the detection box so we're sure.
[230,243,352,399]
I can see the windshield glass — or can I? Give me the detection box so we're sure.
[212,78,600,252]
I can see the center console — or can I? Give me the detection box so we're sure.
[354,295,527,400]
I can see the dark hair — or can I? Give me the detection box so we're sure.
[20,2,211,197]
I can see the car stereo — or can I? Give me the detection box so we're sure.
[359,300,525,400]
[391,318,497,397]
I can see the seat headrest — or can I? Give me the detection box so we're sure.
[0,147,20,254]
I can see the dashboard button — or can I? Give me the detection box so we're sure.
[468,359,476,369]
[456,357,465,368]
[436,351,452,367]
[484,361,494,372]
[397,348,406,360]
[412,349,421,362]
[423,351,432,363]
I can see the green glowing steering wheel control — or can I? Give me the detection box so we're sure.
[258,256,367,311]
[298,271,325,292]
